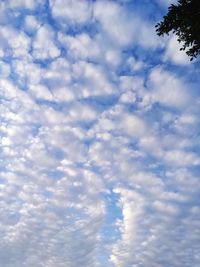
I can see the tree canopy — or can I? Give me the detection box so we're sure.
[155,0,200,61]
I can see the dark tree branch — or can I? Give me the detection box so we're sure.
[155,0,200,61]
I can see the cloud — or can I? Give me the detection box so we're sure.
[32,25,60,59]
[163,35,191,65]
[163,149,200,167]
[94,0,159,48]
[94,0,135,46]
[147,67,191,108]
[49,0,92,25]
[6,0,42,10]
[120,113,146,138]
[58,32,101,61]
[0,61,10,78]
[0,26,30,58]
[24,15,40,34]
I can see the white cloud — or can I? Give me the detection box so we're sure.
[94,0,135,46]
[139,135,162,154]
[59,31,122,67]
[7,0,41,9]
[32,25,60,59]
[29,84,53,101]
[148,67,191,108]
[0,61,10,78]
[120,113,146,138]
[104,48,122,66]
[0,79,21,99]
[119,90,136,104]
[12,58,43,85]
[58,32,101,60]
[53,86,75,102]
[0,2,9,24]
[163,149,200,167]
[50,0,92,25]
[94,0,159,48]
[71,60,114,97]
[172,113,199,135]
[164,35,191,65]
[126,56,145,72]
[67,102,98,122]
[24,15,40,34]
[153,200,180,215]
[0,26,30,58]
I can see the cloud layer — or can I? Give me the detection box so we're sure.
[0,0,200,267]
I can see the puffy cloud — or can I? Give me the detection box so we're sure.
[58,32,101,61]
[163,35,191,65]
[0,61,10,78]
[28,84,53,101]
[49,0,92,25]
[147,67,191,108]
[94,0,135,46]
[0,26,30,58]
[120,113,146,138]
[94,0,158,48]
[32,25,60,59]
[162,149,200,167]
[6,0,42,10]
[24,15,40,34]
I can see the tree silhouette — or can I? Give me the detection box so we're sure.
[156,0,200,61]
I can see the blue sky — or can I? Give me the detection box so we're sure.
[0,0,200,266]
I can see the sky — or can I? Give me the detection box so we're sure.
[0,0,200,266]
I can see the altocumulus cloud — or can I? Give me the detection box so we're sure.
[0,0,200,267]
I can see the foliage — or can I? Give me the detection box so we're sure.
[155,0,200,61]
